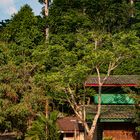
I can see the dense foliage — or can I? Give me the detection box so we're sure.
[25,112,60,140]
[43,0,140,138]
[43,0,140,139]
[0,0,140,139]
[0,5,48,139]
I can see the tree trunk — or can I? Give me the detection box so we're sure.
[45,99,49,136]
[45,100,49,118]
[87,85,102,140]
[94,40,98,50]
[44,1,49,136]
[45,0,49,16]
[44,0,49,118]
[45,27,49,40]
[130,0,134,5]
[45,0,49,40]
[130,0,134,17]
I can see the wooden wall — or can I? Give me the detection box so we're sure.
[102,122,139,140]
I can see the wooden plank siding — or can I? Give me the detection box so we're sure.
[102,122,139,140]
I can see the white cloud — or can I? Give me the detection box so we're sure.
[0,0,17,15]
[8,6,17,15]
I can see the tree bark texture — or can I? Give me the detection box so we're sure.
[130,0,134,17]
[45,0,49,40]
[87,85,102,140]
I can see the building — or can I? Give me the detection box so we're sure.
[58,75,140,140]
[57,116,85,140]
[85,75,140,140]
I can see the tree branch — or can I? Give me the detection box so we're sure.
[67,95,90,133]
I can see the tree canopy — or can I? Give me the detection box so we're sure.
[0,0,140,139]
[0,5,47,139]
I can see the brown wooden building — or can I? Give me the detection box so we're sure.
[57,116,85,140]
[57,75,140,140]
[85,75,140,140]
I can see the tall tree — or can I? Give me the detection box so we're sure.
[25,111,60,140]
[40,0,140,139]
[0,5,47,138]
[48,0,131,34]
[0,49,47,138]
[3,4,43,44]
[113,0,140,75]
[38,0,51,123]
[37,30,139,140]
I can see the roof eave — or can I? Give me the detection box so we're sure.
[85,84,138,87]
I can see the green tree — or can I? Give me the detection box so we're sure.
[0,19,10,42]
[113,0,140,75]
[36,30,139,140]
[41,1,140,139]
[0,60,47,137]
[3,4,43,45]
[48,0,130,34]
[1,4,44,63]
[0,5,47,139]
[25,111,60,140]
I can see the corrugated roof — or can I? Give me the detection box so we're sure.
[57,105,135,132]
[86,105,135,120]
[85,75,140,86]
[57,116,84,133]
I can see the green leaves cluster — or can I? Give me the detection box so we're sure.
[41,1,140,126]
[3,5,43,46]
[25,111,60,140]
[0,0,140,139]
[0,5,48,139]
[48,0,130,34]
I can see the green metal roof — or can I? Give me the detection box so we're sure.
[94,94,135,104]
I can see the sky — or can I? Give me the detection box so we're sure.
[0,0,43,21]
